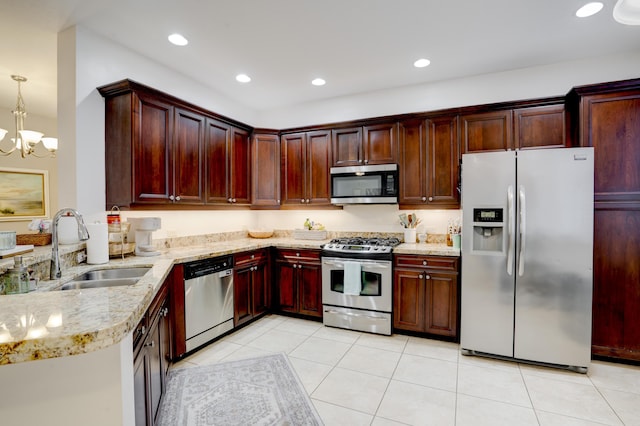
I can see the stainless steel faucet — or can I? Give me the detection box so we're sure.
[50,208,90,279]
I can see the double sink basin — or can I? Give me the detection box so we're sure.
[58,266,151,290]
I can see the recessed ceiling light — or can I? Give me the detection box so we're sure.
[414,58,431,68]
[311,78,326,86]
[168,33,188,46]
[576,2,604,17]
[236,74,251,83]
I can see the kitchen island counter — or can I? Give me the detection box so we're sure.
[0,237,455,365]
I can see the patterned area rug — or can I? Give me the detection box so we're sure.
[157,353,323,426]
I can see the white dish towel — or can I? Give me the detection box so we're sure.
[343,261,362,295]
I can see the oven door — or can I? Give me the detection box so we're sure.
[321,256,392,312]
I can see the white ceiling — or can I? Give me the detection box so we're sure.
[1,0,639,119]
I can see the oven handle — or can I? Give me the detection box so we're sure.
[324,309,389,320]
[322,260,389,269]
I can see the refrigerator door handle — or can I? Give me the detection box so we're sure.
[518,185,526,276]
[507,185,515,276]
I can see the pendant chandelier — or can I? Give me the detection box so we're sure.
[0,75,57,158]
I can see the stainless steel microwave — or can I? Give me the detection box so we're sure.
[330,164,398,204]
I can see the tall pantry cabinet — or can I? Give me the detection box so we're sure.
[568,78,640,362]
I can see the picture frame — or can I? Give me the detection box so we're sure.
[0,167,49,221]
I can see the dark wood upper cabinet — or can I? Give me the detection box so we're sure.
[460,110,513,153]
[204,119,250,206]
[513,104,566,150]
[251,132,281,208]
[173,108,204,204]
[398,116,459,209]
[99,79,252,210]
[133,94,175,205]
[461,102,568,153]
[332,122,396,166]
[281,130,332,207]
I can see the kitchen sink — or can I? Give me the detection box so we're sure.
[72,267,151,281]
[58,267,151,291]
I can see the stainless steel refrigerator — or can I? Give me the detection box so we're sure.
[460,148,594,372]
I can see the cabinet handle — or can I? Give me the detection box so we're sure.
[428,196,433,202]
[364,159,369,164]
[162,307,169,317]
[422,260,428,266]
[251,254,255,259]
[228,198,233,203]
[175,195,181,201]
[296,252,300,256]
[277,199,280,203]
[169,195,175,201]
[421,196,427,202]
[301,199,305,203]
[306,199,310,203]
[139,325,147,336]
[232,198,237,203]
[425,274,431,280]
[419,274,423,279]
[145,340,155,348]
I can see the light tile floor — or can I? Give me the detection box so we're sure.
[173,315,640,425]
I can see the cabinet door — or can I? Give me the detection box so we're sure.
[147,315,164,424]
[393,269,425,332]
[234,266,253,326]
[426,115,459,207]
[251,133,281,207]
[281,132,307,206]
[363,122,397,165]
[275,260,297,313]
[306,130,332,205]
[332,127,362,166]
[298,262,323,318]
[398,119,428,205]
[253,260,271,316]
[230,127,251,205]
[133,94,174,204]
[424,271,458,337]
[204,118,231,204]
[133,348,149,426]
[514,104,566,150]
[460,110,513,152]
[579,89,640,361]
[173,108,204,204]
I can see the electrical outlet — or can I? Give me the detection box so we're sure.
[76,251,87,264]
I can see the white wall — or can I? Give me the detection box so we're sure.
[0,109,58,233]
[59,26,640,237]
[257,49,640,129]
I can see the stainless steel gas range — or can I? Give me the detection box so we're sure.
[321,237,401,335]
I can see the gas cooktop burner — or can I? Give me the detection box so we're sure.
[321,236,401,258]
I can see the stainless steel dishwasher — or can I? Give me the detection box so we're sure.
[183,255,234,352]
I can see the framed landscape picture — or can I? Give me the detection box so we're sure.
[0,167,49,221]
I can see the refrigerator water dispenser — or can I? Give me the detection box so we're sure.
[472,208,504,253]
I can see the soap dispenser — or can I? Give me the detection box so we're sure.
[4,256,30,294]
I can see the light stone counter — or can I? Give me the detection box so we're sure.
[0,237,456,365]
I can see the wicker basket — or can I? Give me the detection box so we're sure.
[248,229,274,239]
[16,233,52,246]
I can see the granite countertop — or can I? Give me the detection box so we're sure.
[0,237,458,365]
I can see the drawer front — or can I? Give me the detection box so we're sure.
[277,249,320,263]
[394,254,458,271]
[234,249,269,267]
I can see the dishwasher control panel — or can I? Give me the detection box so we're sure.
[183,255,233,280]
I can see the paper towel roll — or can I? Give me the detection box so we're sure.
[86,223,109,264]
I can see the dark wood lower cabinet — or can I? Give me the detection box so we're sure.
[133,282,170,426]
[234,249,270,327]
[274,249,322,318]
[393,255,459,339]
